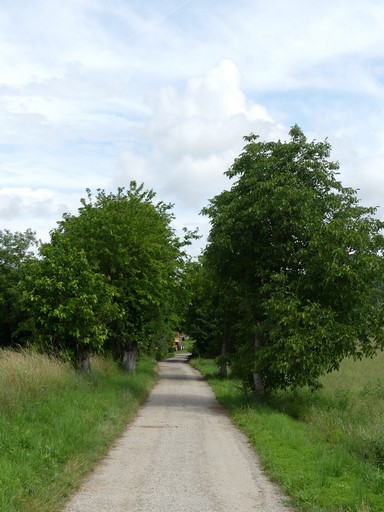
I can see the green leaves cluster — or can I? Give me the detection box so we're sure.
[0,229,38,347]
[3,126,384,388]
[25,242,114,360]
[17,182,192,369]
[194,125,384,392]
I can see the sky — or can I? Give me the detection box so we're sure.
[1,0,384,257]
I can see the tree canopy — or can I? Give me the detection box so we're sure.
[20,183,192,370]
[0,229,38,347]
[2,129,384,387]
[23,240,115,370]
[199,125,384,392]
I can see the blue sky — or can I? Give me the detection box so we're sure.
[1,0,384,255]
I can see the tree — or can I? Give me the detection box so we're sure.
[184,259,220,357]
[23,238,116,370]
[52,183,189,370]
[202,125,384,393]
[0,229,38,347]
[184,258,240,377]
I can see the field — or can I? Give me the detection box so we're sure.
[1,346,382,511]
[0,349,157,512]
[191,352,384,512]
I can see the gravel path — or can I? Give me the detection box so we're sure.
[63,353,293,512]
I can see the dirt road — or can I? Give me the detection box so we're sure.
[63,353,292,511]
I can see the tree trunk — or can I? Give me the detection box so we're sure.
[253,332,264,396]
[122,342,137,372]
[75,344,91,373]
[220,321,229,378]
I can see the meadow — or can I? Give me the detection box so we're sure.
[191,352,384,512]
[0,349,157,512]
[1,346,382,511]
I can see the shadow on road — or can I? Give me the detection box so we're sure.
[162,353,191,363]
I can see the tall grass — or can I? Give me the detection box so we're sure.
[192,352,384,512]
[266,354,384,473]
[0,348,157,512]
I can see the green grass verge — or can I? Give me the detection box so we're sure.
[0,349,158,512]
[191,355,384,512]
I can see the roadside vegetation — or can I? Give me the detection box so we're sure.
[0,348,157,512]
[2,126,384,511]
[187,126,384,395]
[184,126,384,510]
[191,352,384,512]
[0,183,195,369]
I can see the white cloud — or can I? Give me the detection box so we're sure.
[341,153,384,215]
[1,0,384,256]
[113,59,284,254]
[117,60,283,204]
[0,187,81,240]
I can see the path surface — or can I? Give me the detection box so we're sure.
[63,353,292,512]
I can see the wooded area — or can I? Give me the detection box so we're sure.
[186,126,384,393]
[1,182,194,371]
[2,127,384,393]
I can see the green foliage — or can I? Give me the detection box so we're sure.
[2,183,194,369]
[183,259,222,357]
[0,229,38,347]
[0,348,157,512]
[46,183,191,364]
[200,125,384,392]
[22,240,116,361]
[184,255,248,372]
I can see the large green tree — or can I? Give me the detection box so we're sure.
[51,183,189,369]
[23,239,116,370]
[202,125,384,393]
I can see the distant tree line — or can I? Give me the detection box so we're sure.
[0,182,195,371]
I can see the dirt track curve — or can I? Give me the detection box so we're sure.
[63,353,293,512]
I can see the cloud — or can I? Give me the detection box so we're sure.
[2,47,286,254]
[114,59,285,254]
[338,152,384,215]
[115,60,281,199]
[2,0,384,257]
[0,187,81,240]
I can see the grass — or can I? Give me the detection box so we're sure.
[0,348,158,512]
[191,353,384,512]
